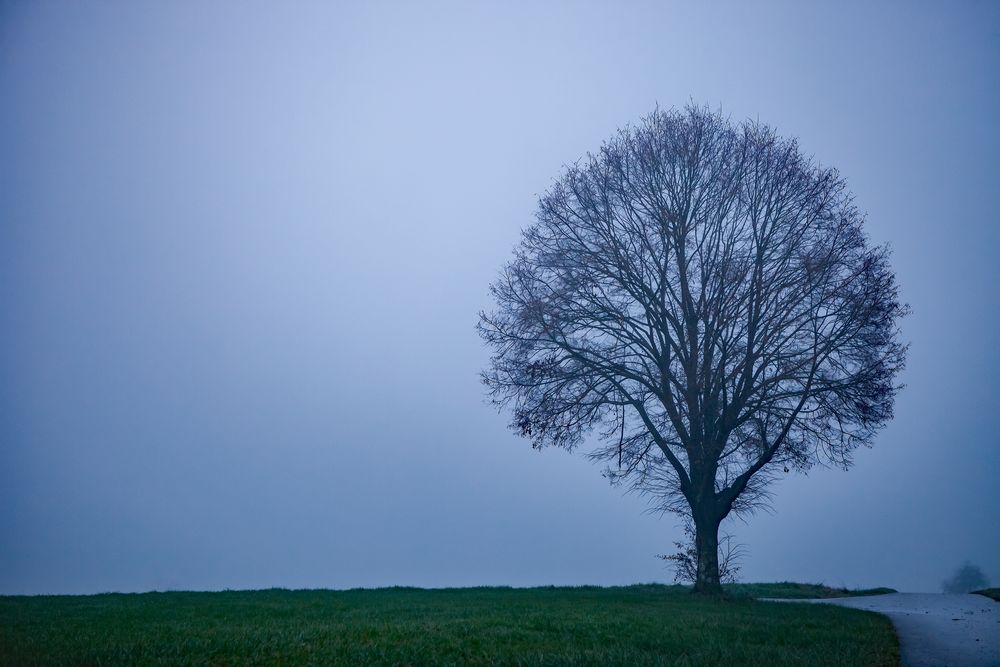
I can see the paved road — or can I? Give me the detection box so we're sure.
[770,593,999,667]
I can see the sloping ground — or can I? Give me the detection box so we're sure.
[768,593,999,667]
[726,582,897,599]
[973,588,1000,602]
[0,585,898,666]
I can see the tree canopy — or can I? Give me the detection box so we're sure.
[479,106,907,592]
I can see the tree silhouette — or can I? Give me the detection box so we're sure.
[479,106,908,593]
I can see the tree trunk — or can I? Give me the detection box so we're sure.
[692,516,722,594]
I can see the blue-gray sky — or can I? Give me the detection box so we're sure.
[1,0,997,595]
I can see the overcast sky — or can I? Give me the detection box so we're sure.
[1,1,998,595]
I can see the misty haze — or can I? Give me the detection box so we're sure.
[1,1,998,665]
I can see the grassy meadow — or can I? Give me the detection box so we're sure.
[0,584,900,666]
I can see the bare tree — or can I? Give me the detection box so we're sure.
[478,106,907,594]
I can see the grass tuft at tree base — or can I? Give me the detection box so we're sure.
[0,585,899,666]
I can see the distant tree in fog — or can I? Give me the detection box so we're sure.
[942,562,989,593]
[479,105,908,594]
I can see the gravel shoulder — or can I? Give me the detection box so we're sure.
[764,593,999,667]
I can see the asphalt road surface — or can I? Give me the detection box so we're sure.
[771,593,999,667]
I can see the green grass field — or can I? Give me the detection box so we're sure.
[0,584,900,666]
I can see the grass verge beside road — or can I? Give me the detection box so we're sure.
[725,582,897,599]
[0,584,900,666]
[974,588,1000,602]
